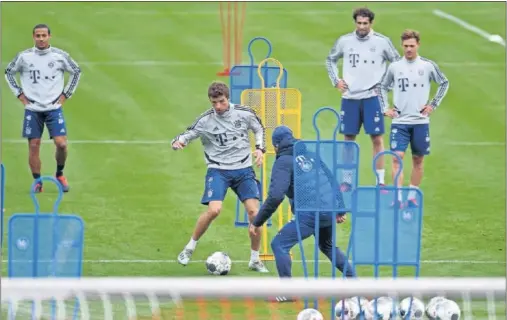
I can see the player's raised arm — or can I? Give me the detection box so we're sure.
[4,53,24,98]
[244,107,266,152]
[171,111,210,149]
[60,51,82,99]
[379,64,395,114]
[428,61,449,110]
[325,37,344,87]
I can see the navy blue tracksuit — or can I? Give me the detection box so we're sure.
[252,126,355,278]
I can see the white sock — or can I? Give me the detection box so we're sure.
[343,170,353,184]
[398,189,403,202]
[250,250,260,261]
[376,169,385,184]
[185,238,198,250]
[408,185,418,200]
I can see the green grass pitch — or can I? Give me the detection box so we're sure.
[1,2,505,319]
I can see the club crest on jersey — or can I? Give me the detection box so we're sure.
[296,155,313,172]
[48,61,55,68]
[418,69,424,76]
[234,119,242,128]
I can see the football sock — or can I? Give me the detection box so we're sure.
[376,169,385,184]
[56,165,65,177]
[250,250,260,261]
[408,185,418,200]
[32,173,41,180]
[343,170,353,184]
[186,238,197,250]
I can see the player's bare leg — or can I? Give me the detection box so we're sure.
[341,134,356,192]
[28,138,43,193]
[244,198,269,273]
[53,136,69,192]
[371,134,387,189]
[407,155,424,207]
[391,151,405,207]
[178,201,222,266]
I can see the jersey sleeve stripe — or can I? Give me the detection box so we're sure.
[188,109,213,130]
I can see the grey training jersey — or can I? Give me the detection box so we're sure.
[326,30,400,100]
[172,103,266,170]
[5,46,82,112]
[379,56,449,124]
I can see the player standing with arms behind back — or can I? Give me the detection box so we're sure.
[171,81,269,273]
[379,30,449,207]
[5,24,81,193]
[326,8,400,191]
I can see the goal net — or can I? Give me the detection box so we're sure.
[2,277,505,319]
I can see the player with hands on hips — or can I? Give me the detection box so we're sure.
[379,30,449,207]
[171,81,269,273]
[4,24,81,193]
[326,7,401,192]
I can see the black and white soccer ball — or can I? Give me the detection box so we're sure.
[205,251,232,275]
[399,297,425,319]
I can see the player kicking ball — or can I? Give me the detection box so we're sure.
[5,24,81,193]
[171,81,269,273]
[249,126,355,302]
[379,30,449,207]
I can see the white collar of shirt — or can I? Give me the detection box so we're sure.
[34,46,51,55]
[354,29,374,41]
[403,56,420,64]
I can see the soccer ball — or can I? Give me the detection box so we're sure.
[425,296,448,320]
[297,308,324,320]
[334,299,357,320]
[398,297,425,319]
[205,251,231,275]
[368,297,396,320]
[434,299,461,320]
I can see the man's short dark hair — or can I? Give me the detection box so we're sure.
[353,8,375,23]
[208,81,229,99]
[33,24,51,35]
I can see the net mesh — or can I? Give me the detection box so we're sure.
[2,277,505,320]
[242,88,302,155]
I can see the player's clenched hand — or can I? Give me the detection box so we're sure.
[336,215,347,224]
[421,105,434,116]
[384,109,397,119]
[253,149,264,167]
[249,223,261,237]
[57,94,67,106]
[172,141,186,150]
[336,80,348,93]
[18,94,30,106]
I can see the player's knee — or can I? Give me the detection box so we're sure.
[55,139,67,150]
[206,204,222,220]
[28,139,41,153]
[392,152,404,165]
[412,156,424,168]
[270,236,284,253]
[371,135,383,146]
[344,135,356,141]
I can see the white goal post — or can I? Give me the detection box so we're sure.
[2,277,505,319]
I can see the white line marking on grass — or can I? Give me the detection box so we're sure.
[3,259,505,265]
[433,10,506,47]
[3,139,504,146]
